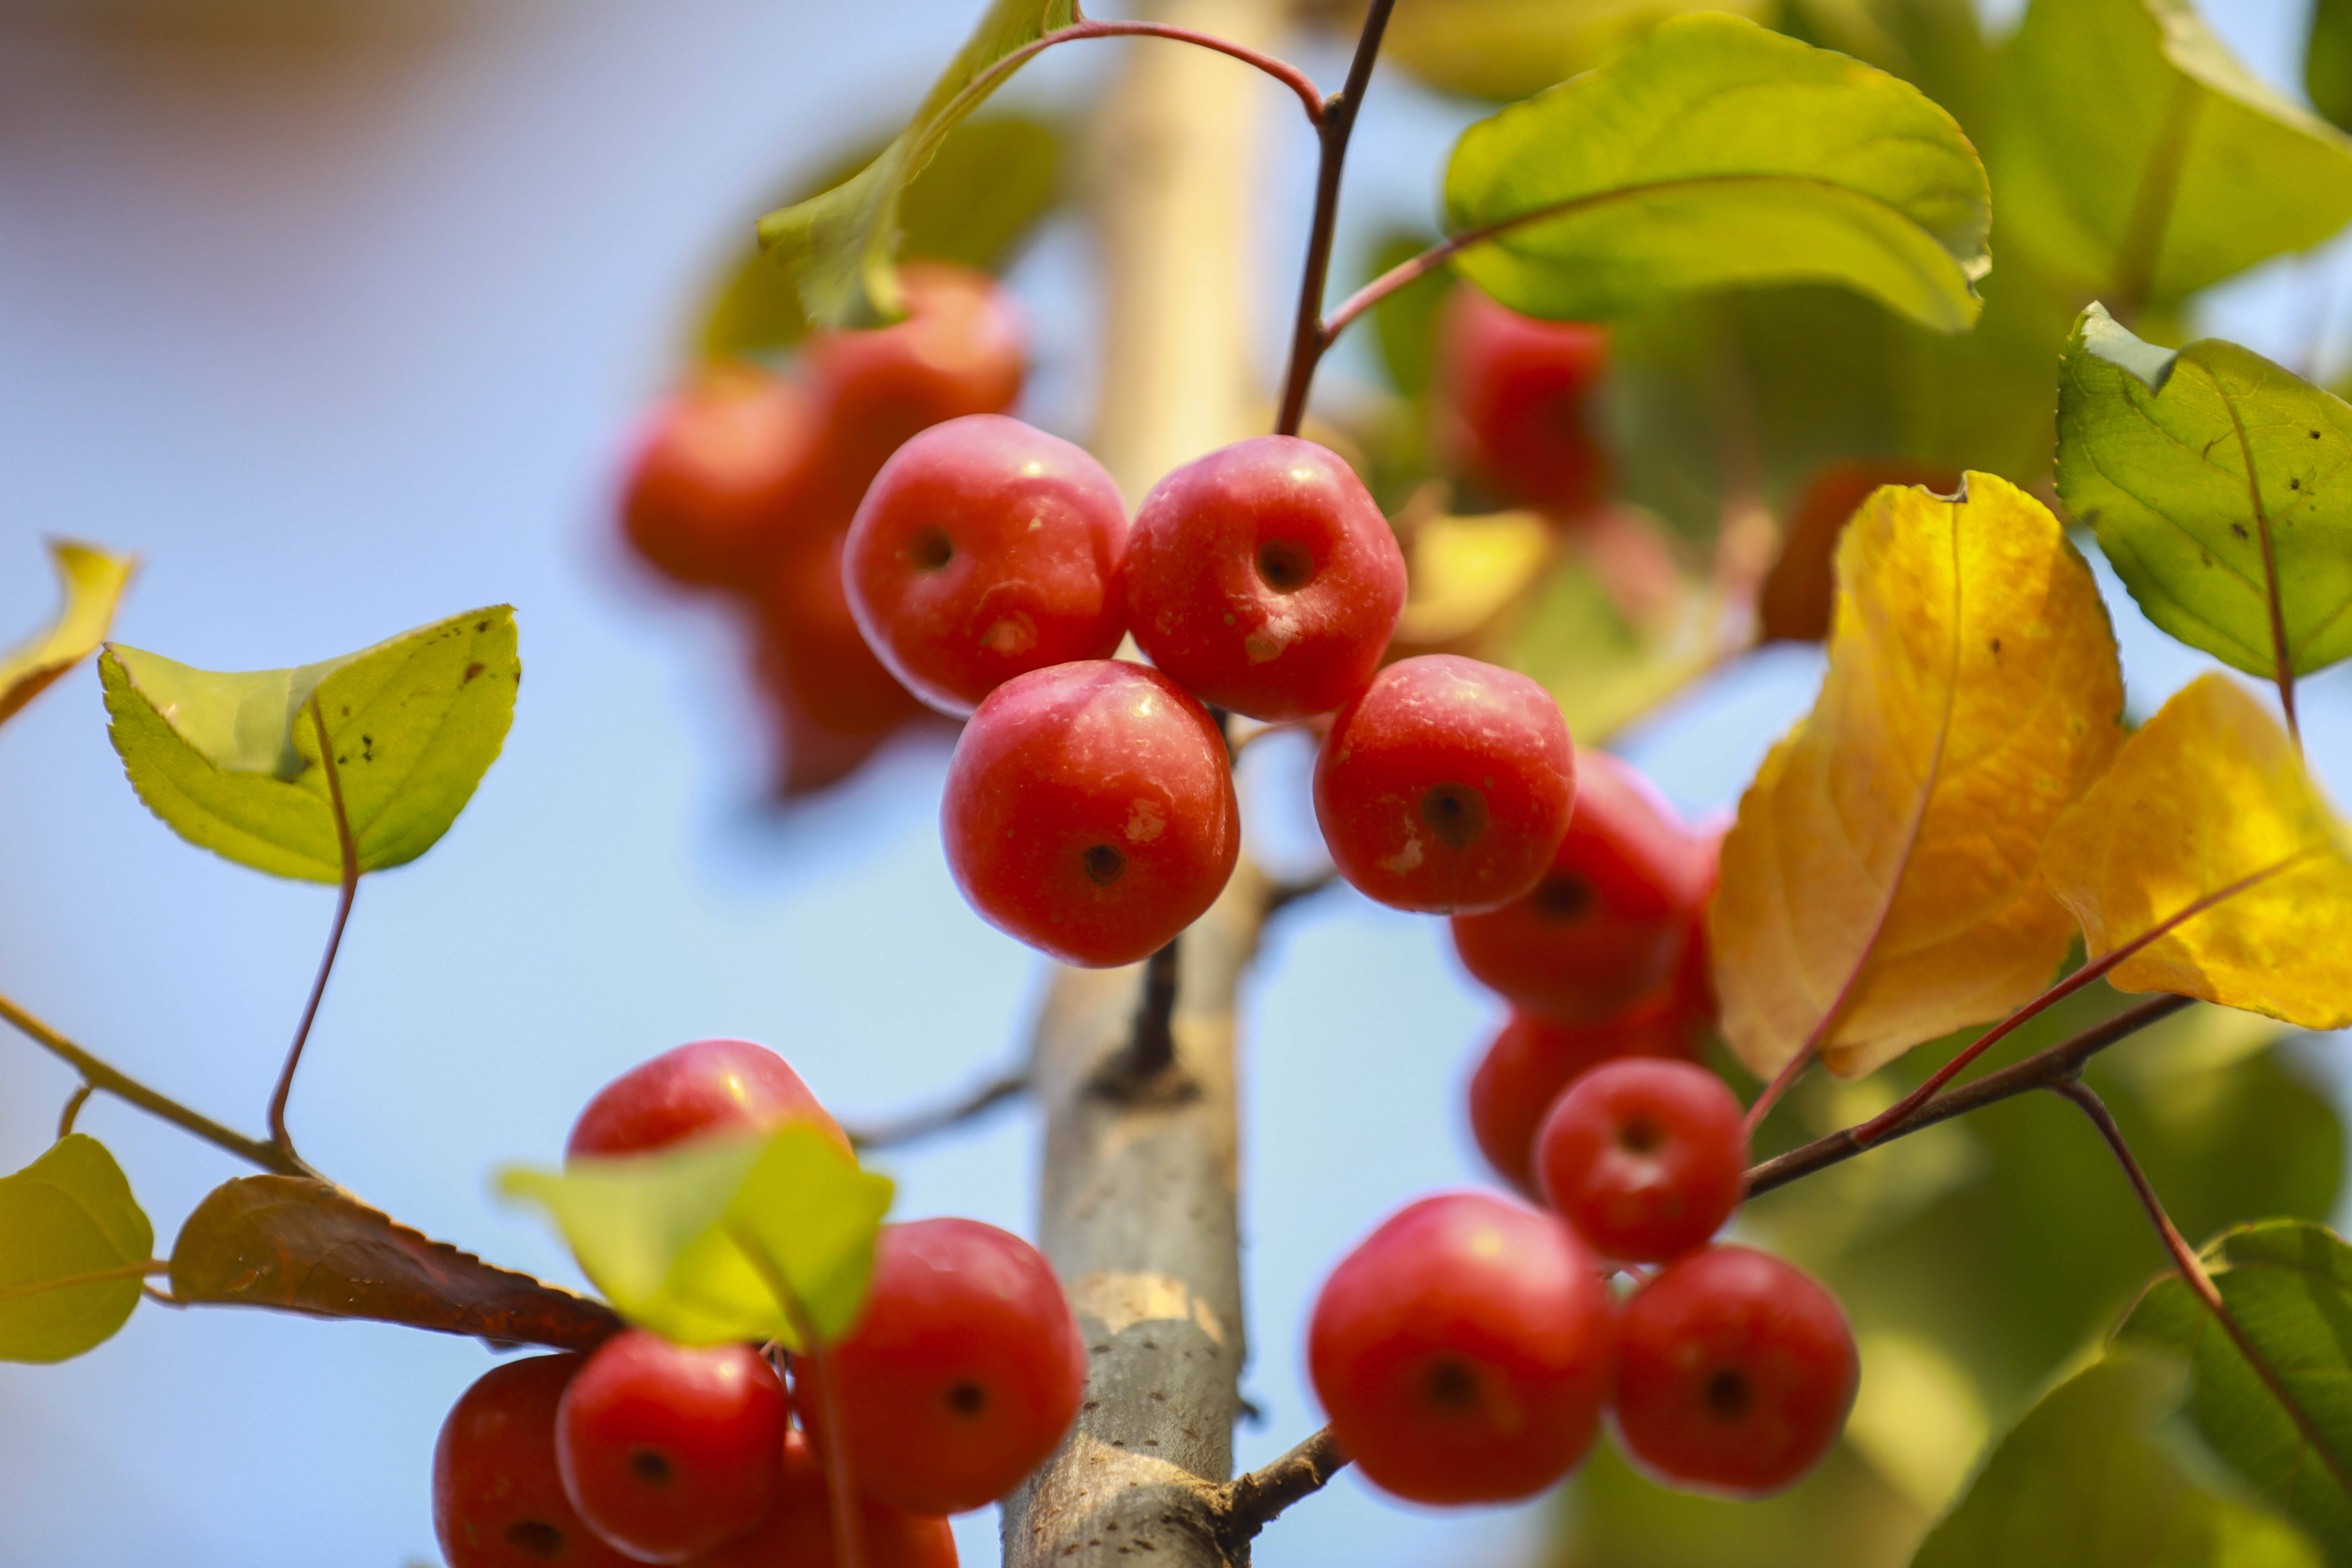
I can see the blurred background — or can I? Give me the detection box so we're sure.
[1,0,2347,1564]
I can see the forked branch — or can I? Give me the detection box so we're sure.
[1212,1425,1351,1555]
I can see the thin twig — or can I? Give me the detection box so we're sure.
[57,1082,93,1139]
[269,696,360,1161]
[1214,1425,1351,1554]
[1741,1042,1813,1138]
[2050,1079,2352,1499]
[1093,940,1186,1100]
[845,1069,1030,1151]
[734,1226,864,1568]
[1273,0,1399,435]
[1744,994,2192,1199]
[0,992,307,1176]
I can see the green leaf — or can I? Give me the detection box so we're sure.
[499,1122,894,1351]
[2310,0,2352,134]
[1441,13,1990,333]
[2057,304,2352,682]
[1493,518,1718,741]
[0,1136,154,1364]
[2118,1220,2352,1561]
[1,540,135,730]
[1381,0,1772,102]
[756,0,1076,328]
[99,606,518,883]
[1913,1352,2321,1568]
[1996,0,2352,312]
[1363,231,1453,401]
[701,117,1062,362]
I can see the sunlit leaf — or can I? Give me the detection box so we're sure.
[2118,1221,2352,1560]
[99,606,518,882]
[499,1123,893,1351]
[1383,0,1770,102]
[0,1136,153,1364]
[1443,13,1990,332]
[170,1176,620,1350]
[2042,674,2352,1031]
[1711,474,2125,1081]
[0,540,134,730]
[1912,1351,2322,1568]
[2057,306,2352,684]
[1362,231,1452,402]
[702,117,1061,362]
[1392,509,1555,651]
[1996,0,2352,312]
[1758,458,1961,643]
[757,0,1076,328]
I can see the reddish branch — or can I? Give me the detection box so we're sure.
[268,696,360,1166]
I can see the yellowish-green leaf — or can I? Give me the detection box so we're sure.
[2057,304,2352,685]
[0,540,134,730]
[1383,0,1770,102]
[756,0,1076,328]
[1996,0,2352,312]
[1712,474,2125,1081]
[1393,509,1556,651]
[499,1123,893,1351]
[100,607,518,883]
[0,1136,154,1364]
[2311,0,2352,135]
[1443,13,1990,334]
[2042,673,2352,1031]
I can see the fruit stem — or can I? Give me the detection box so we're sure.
[843,1066,1031,1150]
[0,990,309,1176]
[1272,0,1399,436]
[268,696,362,1166]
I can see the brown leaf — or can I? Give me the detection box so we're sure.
[168,1176,620,1350]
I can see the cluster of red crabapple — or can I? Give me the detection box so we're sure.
[610,261,1859,1530]
[436,1039,1090,1567]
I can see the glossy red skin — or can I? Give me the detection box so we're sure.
[1123,436,1407,721]
[758,532,927,737]
[621,365,834,590]
[1612,1245,1858,1497]
[1435,287,1610,518]
[801,1218,1087,1516]
[567,1038,848,1161]
[845,414,1130,716]
[1449,751,1712,1021]
[808,262,1025,483]
[434,1354,644,1568]
[1535,1058,1747,1262]
[1672,825,1724,1029]
[691,1432,958,1568]
[1467,1002,1700,1196]
[943,660,1239,967]
[1314,655,1575,914]
[556,1332,788,1563]
[1310,1191,1615,1505]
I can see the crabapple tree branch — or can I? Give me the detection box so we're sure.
[1211,1424,1351,1555]
[842,1067,1031,1151]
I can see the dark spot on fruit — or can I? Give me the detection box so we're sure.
[1421,782,1489,850]
[947,1380,988,1417]
[629,1449,674,1485]
[1423,1358,1479,1410]
[503,1521,565,1561]
[463,662,485,682]
[1617,1115,1665,1155]
[1084,845,1126,886]
[1704,1368,1752,1419]
[1256,539,1315,593]
[911,526,954,571]
[1532,874,1592,922]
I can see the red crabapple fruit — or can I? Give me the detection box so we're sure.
[567,1038,848,1161]
[1612,1245,1858,1497]
[692,1432,958,1568]
[1122,436,1406,721]
[1434,287,1610,519]
[808,262,1024,480]
[757,533,926,738]
[1535,1058,1746,1262]
[1466,1002,1699,1196]
[1314,654,1574,914]
[942,659,1239,967]
[556,1332,787,1562]
[1308,1191,1615,1505]
[1449,751,1711,1021]
[801,1218,1087,1517]
[434,1353,643,1568]
[621,365,831,590]
[845,414,1129,716]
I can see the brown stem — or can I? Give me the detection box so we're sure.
[844,1069,1030,1151]
[57,1082,94,1140]
[1212,1425,1350,1555]
[269,696,360,1160]
[0,991,307,1176]
[1272,0,1398,435]
[1744,993,2191,1199]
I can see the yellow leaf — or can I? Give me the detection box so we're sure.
[0,541,135,730]
[1712,474,2125,1080]
[2042,674,2352,1031]
[1393,509,1555,651]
